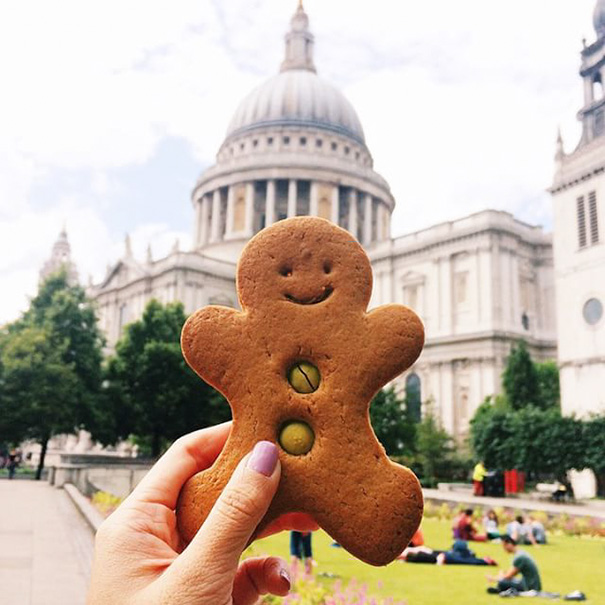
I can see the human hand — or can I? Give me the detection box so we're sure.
[88,422,317,604]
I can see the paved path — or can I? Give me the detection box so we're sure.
[423,488,605,519]
[0,479,94,605]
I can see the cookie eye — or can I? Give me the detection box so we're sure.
[323,261,332,274]
[279,265,292,277]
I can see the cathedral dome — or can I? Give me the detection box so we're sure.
[224,2,365,147]
[225,69,366,145]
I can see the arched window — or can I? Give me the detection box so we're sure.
[405,373,421,423]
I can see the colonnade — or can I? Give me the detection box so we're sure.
[194,178,390,248]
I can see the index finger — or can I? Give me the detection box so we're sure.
[124,422,232,510]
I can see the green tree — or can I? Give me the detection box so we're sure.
[535,360,560,409]
[106,299,229,456]
[415,402,454,486]
[0,270,105,478]
[369,387,416,457]
[513,407,582,477]
[584,415,605,496]
[0,326,79,478]
[502,340,540,410]
[21,270,105,428]
[469,399,518,470]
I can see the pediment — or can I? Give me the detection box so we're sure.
[99,259,147,289]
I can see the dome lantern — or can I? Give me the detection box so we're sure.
[281,1,315,73]
[594,0,605,38]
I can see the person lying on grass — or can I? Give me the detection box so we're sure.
[398,540,497,566]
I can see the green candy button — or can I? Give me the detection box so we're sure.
[279,421,315,455]
[288,361,320,393]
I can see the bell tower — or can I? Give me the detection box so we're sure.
[550,1,605,497]
[576,0,605,146]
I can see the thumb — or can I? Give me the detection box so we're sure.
[171,441,281,593]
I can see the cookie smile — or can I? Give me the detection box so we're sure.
[285,286,333,305]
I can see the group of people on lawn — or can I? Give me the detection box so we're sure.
[399,508,546,597]
[455,508,547,546]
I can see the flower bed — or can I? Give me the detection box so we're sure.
[423,499,605,538]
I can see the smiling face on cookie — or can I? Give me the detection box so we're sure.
[237,217,373,311]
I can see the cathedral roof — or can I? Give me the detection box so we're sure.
[224,3,366,146]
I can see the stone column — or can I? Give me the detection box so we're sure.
[510,250,520,329]
[443,255,453,334]
[193,200,202,246]
[331,184,339,224]
[584,76,594,106]
[198,196,210,247]
[245,182,254,235]
[287,179,297,218]
[363,193,372,245]
[347,189,358,237]
[210,189,221,243]
[225,185,235,237]
[309,181,319,216]
[376,203,384,241]
[265,179,276,227]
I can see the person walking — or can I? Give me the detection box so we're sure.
[7,449,19,480]
[472,460,487,496]
[290,531,314,579]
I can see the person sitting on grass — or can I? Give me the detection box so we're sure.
[482,509,501,540]
[527,514,547,545]
[506,515,531,545]
[486,535,542,595]
[456,508,487,542]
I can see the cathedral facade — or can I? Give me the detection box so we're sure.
[92,4,557,438]
[551,1,605,423]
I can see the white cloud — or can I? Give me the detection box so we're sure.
[0,0,598,322]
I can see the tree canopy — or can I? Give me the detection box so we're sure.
[0,270,105,477]
[369,387,416,457]
[502,340,540,409]
[102,299,229,456]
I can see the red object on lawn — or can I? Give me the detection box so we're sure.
[504,469,526,494]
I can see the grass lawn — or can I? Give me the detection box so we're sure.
[247,517,605,604]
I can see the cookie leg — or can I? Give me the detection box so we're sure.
[311,449,423,566]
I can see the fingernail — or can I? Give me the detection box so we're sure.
[248,441,278,477]
[279,566,291,590]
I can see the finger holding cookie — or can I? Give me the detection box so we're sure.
[88,424,309,604]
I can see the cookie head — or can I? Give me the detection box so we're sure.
[237,216,372,311]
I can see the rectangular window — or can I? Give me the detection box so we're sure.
[454,271,469,306]
[404,285,418,310]
[589,190,600,244]
[577,196,587,248]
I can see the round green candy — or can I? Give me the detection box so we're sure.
[288,361,320,393]
[279,421,315,455]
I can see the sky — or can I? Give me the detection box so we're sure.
[0,0,598,323]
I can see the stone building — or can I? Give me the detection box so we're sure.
[551,0,605,421]
[92,3,557,438]
[550,1,605,495]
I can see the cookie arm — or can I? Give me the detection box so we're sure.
[363,304,424,388]
[181,305,246,396]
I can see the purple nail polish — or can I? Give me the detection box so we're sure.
[248,441,278,477]
[279,567,291,589]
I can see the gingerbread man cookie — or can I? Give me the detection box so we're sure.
[177,216,424,566]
